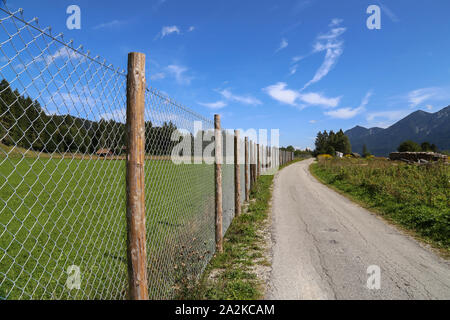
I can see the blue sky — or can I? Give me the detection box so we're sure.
[4,0,450,149]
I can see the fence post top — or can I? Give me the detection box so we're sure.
[128,52,146,57]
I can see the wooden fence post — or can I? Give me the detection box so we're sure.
[126,52,149,300]
[250,141,254,187]
[214,114,223,253]
[257,143,260,178]
[234,130,241,216]
[245,137,249,202]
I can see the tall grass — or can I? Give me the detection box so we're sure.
[311,158,450,249]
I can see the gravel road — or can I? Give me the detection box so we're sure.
[266,159,450,300]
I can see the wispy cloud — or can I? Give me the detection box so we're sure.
[276,38,288,53]
[263,82,341,108]
[93,20,128,30]
[159,25,181,38]
[299,92,341,108]
[324,91,372,119]
[292,0,314,15]
[324,107,363,119]
[292,55,304,63]
[378,1,399,22]
[218,89,262,106]
[150,72,166,81]
[198,101,227,109]
[329,18,343,27]
[188,26,195,32]
[406,87,450,108]
[366,109,410,128]
[289,64,298,75]
[302,18,346,90]
[44,46,84,64]
[166,64,193,85]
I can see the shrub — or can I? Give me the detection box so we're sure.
[317,154,333,161]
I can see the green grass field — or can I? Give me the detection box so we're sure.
[311,158,450,251]
[1,155,216,299]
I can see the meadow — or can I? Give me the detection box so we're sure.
[0,152,219,299]
[311,158,450,251]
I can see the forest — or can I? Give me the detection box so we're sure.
[0,79,180,156]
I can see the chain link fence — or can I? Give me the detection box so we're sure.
[0,4,294,300]
[0,5,128,299]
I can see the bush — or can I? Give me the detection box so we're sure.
[317,154,333,161]
[397,140,421,152]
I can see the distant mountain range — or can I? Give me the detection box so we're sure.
[345,105,450,156]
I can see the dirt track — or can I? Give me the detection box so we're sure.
[266,159,450,300]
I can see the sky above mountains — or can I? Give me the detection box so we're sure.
[4,0,450,149]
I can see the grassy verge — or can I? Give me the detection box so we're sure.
[310,158,450,255]
[184,175,273,300]
[186,158,308,300]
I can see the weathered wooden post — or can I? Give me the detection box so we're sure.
[250,141,255,187]
[257,143,260,178]
[234,130,241,216]
[126,52,149,300]
[214,114,223,253]
[245,137,249,202]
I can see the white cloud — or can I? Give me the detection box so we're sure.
[218,89,262,106]
[325,107,363,119]
[188,26,195,32]
[359,90,373,108]
[329,18,343,27]
[276,38,288,53]
[298,92,341,108]
[292,56,304,63]
[408,87,442,107]
[289,64,298,75]
[309,120,317,124]
[302,19,345,90]
[93,20,127,30]
[325,91,372,119]
[263,82,300,106]
[379,2,399,22]
[160,25,180,38]
[263,82,341,108]
[45,47,84,64]
[366,110,409,122]
[388,86,450,109]
[166,65,193,85]
[150,72,166,81]
[366,109,410,128]
[198,101,227,109]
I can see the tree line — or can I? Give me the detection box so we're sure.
[313,129,351,156]
[0,79,179,156]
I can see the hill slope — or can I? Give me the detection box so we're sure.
[345,106,450,156]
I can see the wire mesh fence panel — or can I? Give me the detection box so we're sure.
[221,130,234,236]
[144,88,216,299]
[0,4,285,301]
[0,6,129,300]
[239,138,245,205]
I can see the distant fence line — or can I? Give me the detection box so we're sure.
[0,4,294,300]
